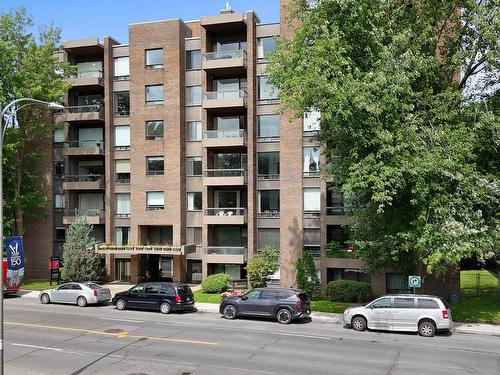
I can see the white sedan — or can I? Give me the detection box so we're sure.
[39,282,111,307]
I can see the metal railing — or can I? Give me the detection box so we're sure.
[63,208,104,217]
[257,174,280,180]
[115,213,131,218]
[58,104,103,114]
[303,171,320,178]
[203,89,247,100]
[203,49,247,61]
[63,174,103,182]
[115,178,130,184]
[76,70,103,79]
[206,247,246,255]
[205,208,246,216]
[326,206,351,215]
[205,129,245,139]
[258,211,280,218]
[63,140,104,149]
[303,211,320,218]
[204,168,245,177]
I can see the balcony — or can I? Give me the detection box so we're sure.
[203,129,246,148]
[54,104,104,123]
[203,169,246,186]
[202,90,247,112]
[204,246,247,264]
[62,175,104,190]
[204,208,247,225]
[257,211,280,218]
[63,209,105,225]
[95,243,196,256]
[62,140,104,156]
[202,50,246,76]
[66,70,103,88]
[200,11,246,31]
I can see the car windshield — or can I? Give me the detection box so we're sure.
[84,283,102,290]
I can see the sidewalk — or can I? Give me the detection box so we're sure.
[18,289,499,336]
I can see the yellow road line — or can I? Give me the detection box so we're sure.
[5,321,218,346]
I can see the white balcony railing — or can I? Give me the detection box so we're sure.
[205,129,245,139]
[203,49,247,61]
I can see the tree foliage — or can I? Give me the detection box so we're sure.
[0,8,73,235]
[269,0,500,275]
[246,246,280,287]
[296,252,320,298]
[62,217,106,282]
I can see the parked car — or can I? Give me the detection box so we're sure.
[40,282,111,307]
[343,294,452,337]
[220,288,311,324]
[112,282,195,314]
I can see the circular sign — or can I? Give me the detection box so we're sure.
[408,276,421,288]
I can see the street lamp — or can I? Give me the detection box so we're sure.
[0,98,64,374]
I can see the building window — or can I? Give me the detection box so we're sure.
[327,268,370,284]
[259,190,280,216]
[258,152,280,180]
[146,156,164,176]
[303,187,320,212]
[113,91,130,116]
[145,120,164,140]
[258,76,279,101]
[146,85,163,105]
[115,227,131,246]
[53,127,64,145]
[187,227,202,246]
[54,194,65,209]
[146,191,164,210]
[386,273,410,294]
[187,192,202,211]
[257,114,280,140]
[257,37,277,60]
[76,61,102,78]
[186,85,201,106]
[54,161,65,176]
[186,50,201,70]
[186,121,202,141]
[115,193,131,217]
[145,48,163,68]
[115,159,130,183]
[214,77,246,92]
[304,228,321,257]
[327,225,348,250]
[303,147,320,176]
[55,227,66,243]
[114,125,130,150]
[186,156,202,176]
[303,109,321,132]
[326,188,345,215]
[258,228,280,249]
[113,56,129,80]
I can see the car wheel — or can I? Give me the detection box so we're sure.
[352,316,367,331]
[77,296,87,307]
[276,308,293,324]
[115,298,126,310]
[418,320,436,337]
[160,302,172,314]
[40,293,50,304]
[222,304,237,320]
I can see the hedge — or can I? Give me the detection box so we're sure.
[201,273,231,293]
[327,280,370,303]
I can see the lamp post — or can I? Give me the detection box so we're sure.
[0,98,64,374]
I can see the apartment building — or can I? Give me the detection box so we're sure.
[26,1,459,298]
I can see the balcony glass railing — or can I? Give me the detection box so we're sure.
[206,247,246,255]
[63,208,104,217]
[203,89,247,100]
[204,169,245,177]
[205,208,246,216]
[63,140,104,149]
[326,206,351,215]
[63,174,104,182]
[205,129,245,139]
[76,70,103,79]
[59,104,103,114]
[203,49,247,61]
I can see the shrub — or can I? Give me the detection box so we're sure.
[246,247,279,288]
[201,273,231,293]
[327,280,370,303]
[296,252,320,299]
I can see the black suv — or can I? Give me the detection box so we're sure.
[219,288,311,324]
[112,282,195,314]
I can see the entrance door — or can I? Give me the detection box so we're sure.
[159,257,173,281]
[187,260,202,283]
[115,259,130,281]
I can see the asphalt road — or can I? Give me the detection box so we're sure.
[3,296,500,375]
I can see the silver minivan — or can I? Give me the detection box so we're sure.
[343,295,452,337]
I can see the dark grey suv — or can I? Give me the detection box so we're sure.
[219,288,311,324]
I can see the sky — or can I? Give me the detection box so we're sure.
[0,0,280,44]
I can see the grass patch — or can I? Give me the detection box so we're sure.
[193,291,222,304]
[21,279,58,291]
[451,270,500,325]
[310,299,358,314]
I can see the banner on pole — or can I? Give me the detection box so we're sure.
[5,236,25,288]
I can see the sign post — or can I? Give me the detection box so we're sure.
[49,257,61,285]
[408,275,422,294]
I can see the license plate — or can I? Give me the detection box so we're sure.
[186,297,191,301]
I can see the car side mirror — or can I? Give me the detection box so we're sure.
[240,296,248,300]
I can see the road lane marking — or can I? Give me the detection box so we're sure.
[269,332,331,340]
[11,343,125,358]
[5,321,218,346]
[99,318,143,323]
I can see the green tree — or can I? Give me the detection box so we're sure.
[269,0,500,275]
[0,8,73,235]
[246,246,280,287]
[296,252,320,298]
[62,217,106,282]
